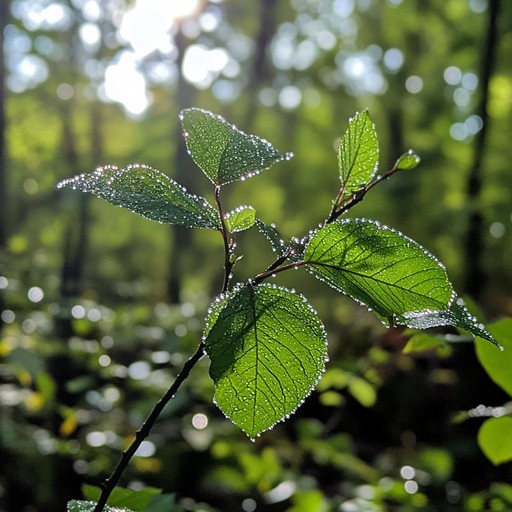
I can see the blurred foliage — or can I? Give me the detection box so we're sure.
[1,0,512,511]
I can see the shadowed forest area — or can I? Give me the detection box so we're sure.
[1,0,512,511]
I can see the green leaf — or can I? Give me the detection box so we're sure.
[404,300,501,348]
[180,108,292,186]
[225,206,256,233]
[475,318,512,394]
[255,219,288,257]
[81,485,161,511]
[304,218,453,322]
[395,149,421,170]
[490,483,512,504]
[57,164,220,229]
[348,377,377,408]
[478,417,512,465]
[403,332,452,356]
[204,283,328,439]
[288,490,327,512]
[338,110,379,195]
[67,501,134,512]
[317,368,376,407]
[145,494,176,512]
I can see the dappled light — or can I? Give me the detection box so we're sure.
[1,0,512,511]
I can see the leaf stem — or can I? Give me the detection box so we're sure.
[92,341,205,512]
[253,160,401,286]
[214,186,234,294]
[327,165,399,224]
[253,260,308,285]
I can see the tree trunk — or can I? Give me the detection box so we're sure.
[168,28,197,303]
[464,0,500,300]
[0,0,9,249]
[243,0,279,130]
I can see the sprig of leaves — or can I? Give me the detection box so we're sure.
[59,107,503,512]
[57,108,501,444]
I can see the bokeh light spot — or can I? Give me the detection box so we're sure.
[444,66,462,85]
[279,85,302,110]
[404,480,419,494]
[383,48,404,72]
[192,413,208,430]
[405,75,423,94]
[71,305,86,319]
[28,286,44,303]
[128,361,151,380]
[135,440,156,457]
[1,310,15,323]
[490,222,505,238]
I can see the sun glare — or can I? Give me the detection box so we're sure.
[104,0,202,115]
[119,0,202,58]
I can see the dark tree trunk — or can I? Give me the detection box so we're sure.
[57,98,82,338]
[0,0,9,249]
[464,0,500,300]
[168,28,197,303]
[243,0,279,129]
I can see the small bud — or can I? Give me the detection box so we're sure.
[395,149,421,170]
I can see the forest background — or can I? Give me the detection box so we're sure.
[1,0,512,511]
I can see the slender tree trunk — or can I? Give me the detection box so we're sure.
[0,0,9,249]
[168,28,197,303]
[57,97,82,338]
[242,0,279,130]
[464,0,500,300]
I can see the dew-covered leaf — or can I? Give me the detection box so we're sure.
[395,149,421,170]
[304,218,453,322]
[475,318,512,394]
[204,283,328,439]
[180,108,292,186]
[404,300,501,348]
[57,164,220,229]
[81,485,163,512]
[338,110,379,195]
[255,219,288,257]
[478,417,512,465]
[225,206,256,233]
[67,500,134,512]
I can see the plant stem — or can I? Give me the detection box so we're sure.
[253,260,308,285]
[93,341,205,512]
[256,165,402,281]
[327,166,398,224]
[214,186,234,294]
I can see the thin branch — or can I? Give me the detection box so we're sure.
[253,260,308,285]
[93,342,205,512]
[326,165,399,224]
[255,163,402,282]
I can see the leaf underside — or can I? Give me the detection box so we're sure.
[255,219,288,257]
[204,283,328,439]
[180,108,292,186]
[405,300,501,348]
[57,164,220,229]
[305,218,454,322]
